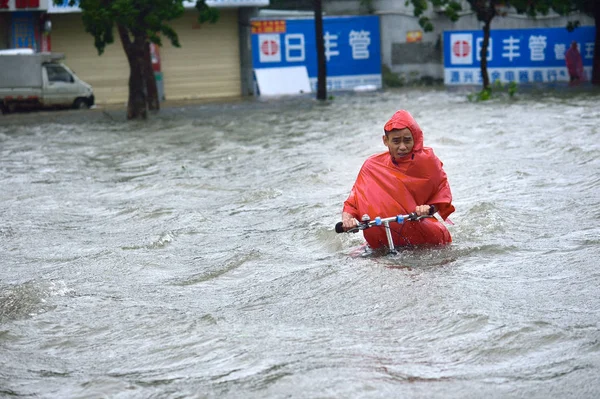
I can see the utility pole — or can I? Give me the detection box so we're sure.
[314,0,327,100]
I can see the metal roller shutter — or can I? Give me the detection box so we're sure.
[160,9,241,100]
[50,9,241,104]
[50,13,129,105]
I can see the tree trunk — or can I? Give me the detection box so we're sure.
[592,7,600,85]
[314,0,327,100]
[480,19,491,89]
[118,25,148,120]
[144,42,160,111]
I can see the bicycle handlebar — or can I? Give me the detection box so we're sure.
[335,213,433,234]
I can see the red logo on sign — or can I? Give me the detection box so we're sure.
[15,0,39,8]
[261,40,279,56]
[452,40,471,57]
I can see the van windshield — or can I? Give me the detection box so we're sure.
[46,64,73,83]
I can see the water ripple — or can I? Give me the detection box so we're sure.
[1,88,600,398]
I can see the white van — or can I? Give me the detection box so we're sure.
[0,50,95,113]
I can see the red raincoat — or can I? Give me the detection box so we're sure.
[565,42,585,82]
[343,110,455,249]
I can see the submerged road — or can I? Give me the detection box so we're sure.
[1,87,599,398]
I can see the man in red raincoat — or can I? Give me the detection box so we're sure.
[565,41,585,84]
[341,110,455,249]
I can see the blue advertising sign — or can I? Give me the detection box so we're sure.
[443,26,595,85]
[251,15,381,92]
[11,12,36,50]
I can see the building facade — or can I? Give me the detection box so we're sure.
[325,0,594,83]
[1,0,595,100]
[0,0,268,104]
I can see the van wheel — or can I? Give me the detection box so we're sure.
[73,98,90,110]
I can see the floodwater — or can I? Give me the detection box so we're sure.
[1,87,599,398]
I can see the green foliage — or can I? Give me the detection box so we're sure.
[507,81,517,97]
[381,64,405,88]
[541,0,599,31]
[566,20,581,32]
[544,0,597,17]
[359,0,375,14]
[470,87,491,102]
[406,0,461,32]
[405,0,592,33]
[409,0,598,35]
[55,0,218,54]
[468,80,518,102]
[467,86,492,102]
[195,0,219,24]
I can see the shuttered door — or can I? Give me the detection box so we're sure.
[50,13,129,105]
[160,9,241,100]
[50,9,241,104]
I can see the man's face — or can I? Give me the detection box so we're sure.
[383,128,414,160]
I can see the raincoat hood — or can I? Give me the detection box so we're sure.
[383,110,424,153]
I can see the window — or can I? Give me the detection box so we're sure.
[46,65,73,83]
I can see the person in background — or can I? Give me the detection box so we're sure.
[565,41,585,84]
[341,110,455,250]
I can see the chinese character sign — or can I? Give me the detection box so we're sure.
[443,26,595,85]
[251,15,382,91]
[251,20,286,34]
